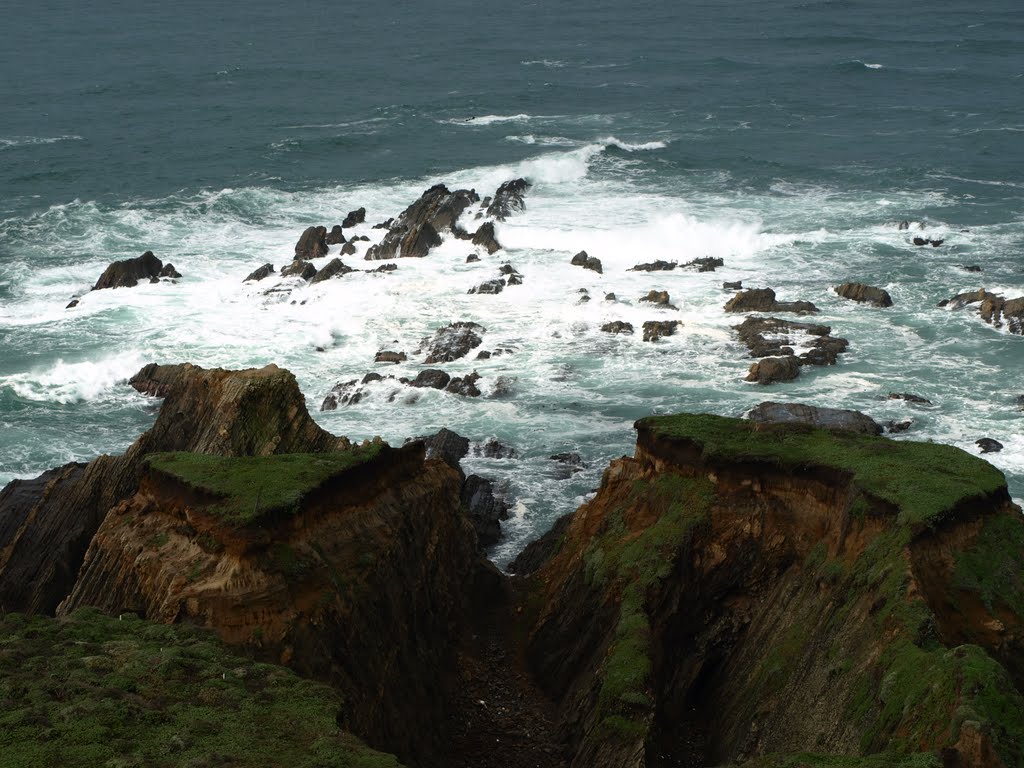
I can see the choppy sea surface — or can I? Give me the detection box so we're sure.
[2,0,1022,564]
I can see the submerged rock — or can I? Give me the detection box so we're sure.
[468,279,505,295]
[473,438,517,459]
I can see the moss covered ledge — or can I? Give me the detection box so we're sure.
[635,413,1008,530]
[144,442,386,526]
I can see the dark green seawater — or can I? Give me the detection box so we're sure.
[2,0,1022,563]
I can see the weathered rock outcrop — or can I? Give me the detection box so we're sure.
[281,259,317,280]
[725,288,818,314]
[940,288,1024,335]
[0,363,347,615]
[244,262,275,282]
[571,250,603,274]
[421,321,485,363]
[642,320,681,342]
[57,442,493,765]
[734,316,849,384]
[295,225,329,260]
[835,282,893,307]
[522,413,1024,768]
[472,222,502,253]
[310,257,354,284]
[366,184,479,260]
[342,207,367,228]
[746,401,883,434]
[92,250,175,290]
[486,178,530,220]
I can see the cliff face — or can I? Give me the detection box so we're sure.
[57,443,491,765]
[525,414,1024,768]
[0,363,347,615]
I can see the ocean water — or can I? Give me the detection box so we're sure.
[2,0,1022,565]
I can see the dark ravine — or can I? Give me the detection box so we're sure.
[1,366,1023,768]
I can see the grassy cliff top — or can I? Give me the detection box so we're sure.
[637,413,1006,529]
[145,444,384,525]
[0,608,401,768]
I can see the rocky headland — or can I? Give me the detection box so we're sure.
[1,363,1022,767]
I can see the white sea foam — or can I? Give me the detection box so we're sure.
[2,352,149,404]
[444,114,535,126]
[0,135,84,150]
[520,59,567,68]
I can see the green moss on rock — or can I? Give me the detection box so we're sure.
[145,444,384,526]
[0,608,403,767]
[638,413,1006,529]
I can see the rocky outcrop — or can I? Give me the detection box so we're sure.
[630,261,676,272]
[725,288,818,315]
[421,322,485,363]
[57,441,494,764]
[642,320,681,342]
[326,225,346,245]
[0,363,347,615]
[411,369,452,389]
[92,250,174,290]
[681,257,723,272]
[940,289,1024,335]
[639,290,676,309]
[601,322,634,335]
[295,225,329,260]
[486,178,530,220]
[469,279,505,295]
[746,401,883,434]
[571,251,603,274]
[375,350,407,364]
[835,282,893,307]
[281,260,317,280]
[472,222,502,254]
[310,257,354,284]
[244,263,275,282]
[733,317,849,384]
[366,184,479,260]
[522,413,1024,768]
[342,207,367,228]
[461,474,509,546]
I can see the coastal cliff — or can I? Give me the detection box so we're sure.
[523,414,1024,768]
[2,364,1023,767]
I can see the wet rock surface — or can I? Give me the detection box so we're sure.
[244,263,275,282]
[733,316,849,383]
[834,282,893,307]
[93,250,173,290]
[421,322,486,364]
[725,287,818,314]
[746,401,883,434]
[485,178,530,220]
[643,320,681,342]
[570,250,602,274]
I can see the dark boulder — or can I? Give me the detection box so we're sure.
[570,250,603,274]
[745,355,802,385]
[605,293,616,301]
[417,428,470,469]
[640,290,676,309]
[244,263,275,282]
[486,178,530,221]
[958,264,982,273]
[92,251,166,290]
[325,225,345,245]
[374,351,407,364]
[461,475,509,547]
[913,237,944,247]
[746,401,883,434]
[371,263,397,273]
[66,299,79,309]
[295,226,328,260]
[446,371,482,397]
[976,438,1003,454]
[642,320,681,342]
[507,513,572,575]
[723,281,743,290]
[980,295,1024,335]
[410,369,451,390]
[887,392,932,405]
[938,288,999,309]
[507,274,523,286]
[629,260,677,272]
[310,258,354,284]
[473,439,517,459]
[341,241,357,256]
[601,321,634,335]
[725,287,818,314]
[341,207,366,229]
[681,257,724,272]
[281,260,317,280]
[366,184,478,260]
[835,282,893,308]
[158,263,181,279]
[886,420,913,434]
[421,322,485,364]
[468,279,505,295]
[471,222,502,254]
[466,254,481,263]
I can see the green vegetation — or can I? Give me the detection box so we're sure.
[584,475,714,740]
[639,414,1006,529]
[733,752,941,767]
[0,608,403,768]
[954,511,1024,617]
[145,445,384,525]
